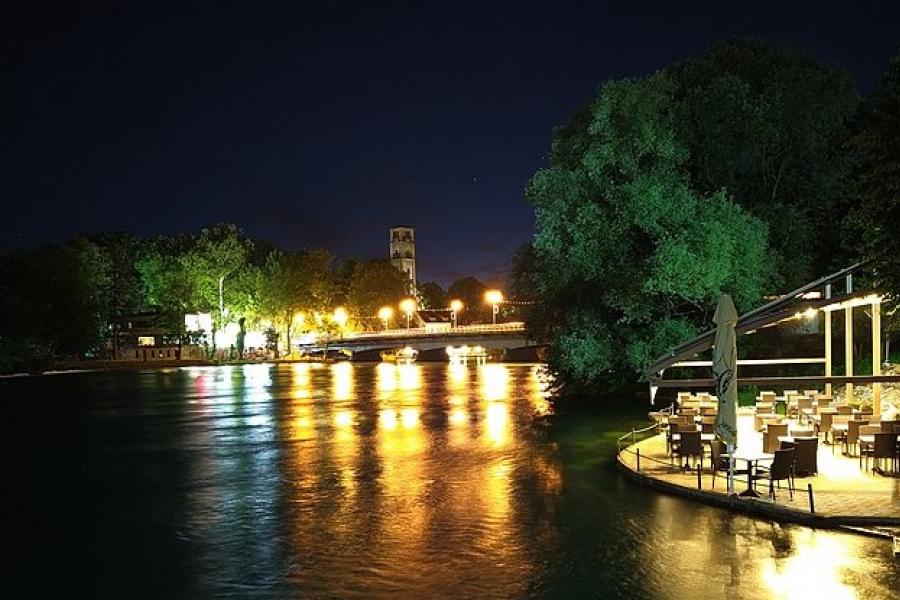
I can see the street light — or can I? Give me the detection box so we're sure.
[484,290,504,325]
[400,298,416,329]
[378,306,394,330]
[450,299,463,328]
[333,307,348,329]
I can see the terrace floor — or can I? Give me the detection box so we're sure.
[618,413,900,525]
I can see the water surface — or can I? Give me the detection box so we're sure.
[3,363,898,598]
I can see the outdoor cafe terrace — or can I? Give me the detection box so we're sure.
[618,392,900,525]
[618,265,900,529]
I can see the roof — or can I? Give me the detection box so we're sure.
[646,263,867,380]
[417,309,451,323]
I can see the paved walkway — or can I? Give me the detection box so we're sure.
[618,415,900,525]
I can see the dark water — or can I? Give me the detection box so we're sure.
[3,362,899,599]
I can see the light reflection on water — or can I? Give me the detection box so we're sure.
[2,363,899,598]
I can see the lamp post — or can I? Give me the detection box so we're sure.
[450,299,463,328]
[378,306,393,331]
[400,298,416,329]
[333,307,348,339]
[485,290,504,325]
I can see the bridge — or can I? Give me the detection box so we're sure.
[299,322,540,361]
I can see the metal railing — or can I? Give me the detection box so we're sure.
[337,322,526,341]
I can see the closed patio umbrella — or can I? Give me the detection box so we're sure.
[713,294,738,492]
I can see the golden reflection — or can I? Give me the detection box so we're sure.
[485,401,509,447]
[484,459,511,524]
[334,410,353,428]
[530,365,552,416]
[398,364,421,391]
[292,362,311,385]
[331,362,354,401]
[760,531,856,599]
[401,407,419,429]
[333,409,356,453]
[450,407,467,425]
[379,408,398,430]
[448,362,469,391]
[479,364,509,402]
[377,362,397,392]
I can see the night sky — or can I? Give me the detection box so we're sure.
[6,1,899,285]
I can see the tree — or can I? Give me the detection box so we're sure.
[848,53,900,332]
[418,281,448,309]
[526,73,773,393]
[347,260,409,330]
[448,276,488,323]
[508,243,539,303]
[258,249,334,354]
[92,232,146,355]
[136,235,202,339]
[668,39,860,287]
[190,224,252,351]
[0,238,111,367]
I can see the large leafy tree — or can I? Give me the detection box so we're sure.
[848,53,900,331]
[136,234,204,338]
[347,260,409,329]
[418,281,448,309]
[189,224,252,348]
[668,39,860,287]
[448,276,488,323]
[527,73,772,393]
[0,238,111,366]
[258,249,335,352]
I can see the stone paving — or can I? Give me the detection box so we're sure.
[618,414,900,523]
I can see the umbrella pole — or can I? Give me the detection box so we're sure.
[727,443,735,495]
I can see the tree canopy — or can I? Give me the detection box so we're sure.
[527,72,772,392]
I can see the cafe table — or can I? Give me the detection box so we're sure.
[671,432,716,443]
[729,448,774,498]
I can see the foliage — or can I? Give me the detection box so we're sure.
[418,281,448,309]
[448,276,488,323]
[527,73,773,393]
[258,249,335,352]
[668,39,860,287]
[346,260,409,329]
[0,238,111,366]
[847,53,900,332]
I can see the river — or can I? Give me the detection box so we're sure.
[2,362,898,598]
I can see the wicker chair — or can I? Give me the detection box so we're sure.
[792,437,818,476]
[763,423,789,454]
[846,420,869,456]
[674,430,703,471]
[861,433,899,473]
[818,412,834,444]
[758,391,776,403]
[755,448,795,500]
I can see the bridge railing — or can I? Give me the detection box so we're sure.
[339,322,526,341]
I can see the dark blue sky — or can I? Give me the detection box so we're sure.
[6,1,899,285]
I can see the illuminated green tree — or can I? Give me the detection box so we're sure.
[527,73,773,393]
[669,39,860,287]
[258,249,334,354]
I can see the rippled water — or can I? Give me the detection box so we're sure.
[3,362,899,598]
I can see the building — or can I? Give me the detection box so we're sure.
[390,225,417,291]
[417,309,451,333]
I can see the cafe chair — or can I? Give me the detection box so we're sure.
[754,448,795,501]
